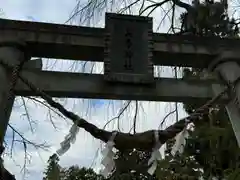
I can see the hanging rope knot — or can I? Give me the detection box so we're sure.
[100,131,117,178]
[147,130,162,175]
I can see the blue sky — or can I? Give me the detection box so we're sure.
[0,1,188,180]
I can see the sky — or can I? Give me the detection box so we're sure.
[0,1,189,180]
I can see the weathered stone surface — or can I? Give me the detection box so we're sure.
[14,70,228,103]
[1,17,240,68]
[104,13,154,84]
[0,46,24,143]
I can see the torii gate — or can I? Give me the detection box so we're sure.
[0,13,240,170]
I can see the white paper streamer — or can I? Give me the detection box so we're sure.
[171,126,189,156]
[147,131,162,175]
[56,122,80,156]
[100,131,117,178]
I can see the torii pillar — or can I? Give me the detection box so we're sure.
[0,43,27,152]
[208,51,240,147]
[0,41,43,152]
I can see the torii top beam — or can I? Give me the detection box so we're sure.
[1,14,240,68]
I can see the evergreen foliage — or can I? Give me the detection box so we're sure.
[110,149,157,179]
[43,154,61,180]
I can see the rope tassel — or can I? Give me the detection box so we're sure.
[148,131,162,175]
[56,122,80,156]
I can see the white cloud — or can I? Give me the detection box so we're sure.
[1,0,75,23]
[1,1,189,180]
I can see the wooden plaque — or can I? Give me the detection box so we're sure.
[104,13,154,84]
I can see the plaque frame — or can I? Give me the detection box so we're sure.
[104,13,154,84]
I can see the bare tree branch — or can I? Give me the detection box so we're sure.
[21,97,34,133]
[8,124,49,150]
[172,0,192,10]
[103,100,132,131]
[139,0,170,15]
[174,67,179,122]
[129,101,138,134]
